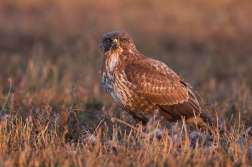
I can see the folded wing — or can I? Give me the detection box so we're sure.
[124,57,203,121]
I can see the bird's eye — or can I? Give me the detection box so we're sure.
[105,38,111,43]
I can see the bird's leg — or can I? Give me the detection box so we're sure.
[142,110,164,139]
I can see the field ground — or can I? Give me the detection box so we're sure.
[0,0,252,166]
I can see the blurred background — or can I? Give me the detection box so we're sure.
[0,0,251,124]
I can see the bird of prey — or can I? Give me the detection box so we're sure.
[99,30,213,129]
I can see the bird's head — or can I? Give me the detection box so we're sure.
[99,30,136,55]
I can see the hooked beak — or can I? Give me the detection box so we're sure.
[98,43,104,52]
[98,38,119,53]
[111,39,119,50]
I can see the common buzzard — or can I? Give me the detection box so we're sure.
[99,30,213,129]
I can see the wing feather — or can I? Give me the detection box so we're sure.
[125,57,202,119]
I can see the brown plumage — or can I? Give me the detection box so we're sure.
[99,30,213,128]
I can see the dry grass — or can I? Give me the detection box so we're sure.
[0,0,252,166]
[0,105,251,166]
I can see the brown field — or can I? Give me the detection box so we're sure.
[0,0,252,166]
